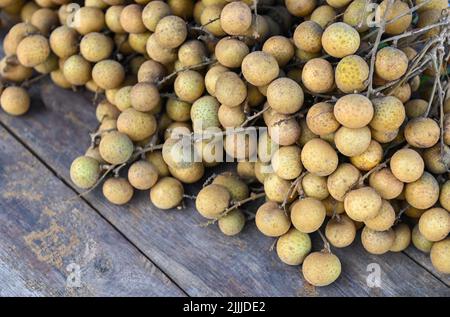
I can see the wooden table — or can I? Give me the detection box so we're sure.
[0,80,448,297]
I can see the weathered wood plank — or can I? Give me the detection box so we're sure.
[0,124,185,297]
[1,81,448,296]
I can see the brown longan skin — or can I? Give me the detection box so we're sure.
[50,26,79,59]
[138,59,167,83]
[267,78,304,115]
[117,108,157,142]
[335,94,373,129]
[0,86,30,116]
[322,22,360,58]
[440,181,450,212]
[370,96,406,132]
[306,102,340,136]
[166,98,191,122]
[327,163,361,202]
[262,36,295,67]
[70,156,101,189]
[128,160,159,190]
[215,72,247,107]
[74,7,105,35]
[271,146,303,180]
[154,15,187,49]
[293,21,323,54]
[430,238,450,274]
[285,0,316,17]
[146,151,170,177]
[344,187,382,222]
[205,65,229,96]
[302,173,329,200]
[302,251,342,287]
[378,0,412,35]
[120,4,147,34]
[146,34,178,65]
[390,148,424,183]
[30,8,59,35]
[242,51,279,87]
[276,228,312,265]
[361,227,395,255]
[3,22,38,56]
[301,138,338,176]
[291,198,326,233]
[130,82,161,112]
[169,163,205,184]
[196,184,231,219]
[264,174,296,203]
[150,177,184,210]
[218,105,245,128]
[174,70,205,103]
[17,35,50,68]
[405,99,428,119]
[92,60,125,90]
[302,58,334,93]
[178,40,207,67]
[405,172,439,210]
[200,4,226,37]
[310,5,336,29]
[99,131,134,165]
[364,200,396,232]
[404,118,440,149]
[105,5,126,33]
[96,100,120,122]
[80,32,114,63]
[390,223,411,252]
[325,215,356,248]
[369,168,404,200]
[375,47,409,81]
[220,1,252,36]
[212,173,249,202]
[412,224,434,253]
[218,209,246,236]
[334,126,371,157]
[103,178,134,205]
[142,1,172,32]
[343,0,370,32]
[350,140,383,171]
[255,201,291,237]
[418,208,450,242]
[423,145,450,174]
[0,56,33,83]
[335,55,369,93]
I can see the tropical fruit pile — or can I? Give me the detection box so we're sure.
[0,0,449,287]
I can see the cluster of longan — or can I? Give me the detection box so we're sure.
[0,0,449,287]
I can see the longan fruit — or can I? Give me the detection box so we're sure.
[196,184,231,219]
[371,128,399,143]
[267,78,304,115]
[268,115,301,146]
[164,122,192,140]
[302,173,329,200]
[103,178,134,205]
[193,1,205,24]
[369,168,404,200]
[150,177,184,209]
[327,163,361,202]
[306,102,339,136]
[277,228,312,265]
[335,55,369,93]
[215,38,249,69]
[291,198,326,233]
[416,0,448,12]
[74,6,105,35]
[343,0,370,32]
[218,105,245,128]
[322,22,360,58]
[85,146,105,164]
[412,224,434,253]
[215,72,247,107]
[301,58,334,93]
[218,209,246,236]
[325,215,356,248]
[128,32,151,54]
[80,32,113,63]
[310,5,336,28]
[285,0,316,17]
[220,1,252,36]
[20,1,40,22]
[375,47,408,81]
[166,98,191,123]
[212,172,249,202]
[128,160,159,190]
[105,5,126,33]
[301,139,338,176]
[263,173,295,203]
[174,70,205,103]
[345,187,382,222]
[377,0,412,35]
[190,96,220,132]
[364,200,396,231]
[33,52,58,74]
[169,163,205,184]
[0,56,32,83]
[50,69,72,89]
[154,15,187,49]
[3,22,39,56]
[120,4,146,34]
[92,60,125,90]
[430,238,450,274]
[440,181,450,212]
[262,36,295,67]
[138,59,166,83]
[326,0,352,8]
[295,48,321,62]
[241,51,279,87]
[423,144,450,174]
[178,40,207,67]
[99,119,118,133]
[405,172,439,210]
[29,8,57,35]
[16,35,50,68]
[405,99,428,119]
[271,146,303,180]
[113,86,131,111]
[390,223,411,252]
[205,65,229,96]
[146,34,178,65]
[387,83,411,104]
[167,0,194,20]
[257,69,285,97]
[146,151,170,177]
[129,82,160,113]
[361,226,395,255]
[370,96,405,132]
[99,131,134,165]
[96,100,120,122]
[85,0,109,8]
[390,148,424,183]
[200,4,226,37]
[142,1,171,32]
[257,129,277,163]
[255,201,291,237]
[404,118,440,149]
[418,208,450,242]
[302,251,341,287]
[237,161,256,182]
[49,26,79,59]
[69,156,100,189]
[334,126,371,157]
[0,86,30,116]
[350,140,383,171]
[293,21,323,54]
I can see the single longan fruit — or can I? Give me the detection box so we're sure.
[390,223,411,252]
[377,0,412,35]
[310,5,336,29]
[128,160,159,190]
[196,184,231,219]
[103,178,134,205]
[343,0,370,32]
[96,100,120,122]
[205,65,229,96]
[277,228,312,265]
[369,168,404,200]
[128,32,151,54]
[412,224,434,253]
[220,1,252,36]
[268,116,301,146]
[142,1,171,32]
[218,209,246,236]
[154,15,187,49]
[70,156,100,189]
[4,23,39,56]
[255,201,291,237]
[370,96,405,132]
[200,4,226,37]
[322,22,360,58]
[262,36,295,67]
[301,139,338,176]
[295,48,321,62]
[267,78,304,115]
[302,173,329,200]
[80,32,113,63]
[335,55,369,93]
[215,38,249,69]
[17,35,50,68]
[120,4,146,34]
[361,226,395,254]
[291,198,326,233]
[190,96,220,132]
[74,7,105,35]
[215,72,247,107]
[167,0,194,19]
[271,146,303,180]
[146,34,178,65]
[416,0,448,12]
[301,58,334,93]
[285,0,316,17]
[418,208,450,242]
[423,145,450,175]
[404,118,440,148]
[99,131,134,165]
[50,69,72,89]
[169,163,205,184]
[264,174,296,203]
[405,99,428,119]
[241,51,279,87]
[174,70,205,103]
[105,5,126,33]
[147,151,170,177]
[390,149,424,183]
[327,163,361,202]
[178,40,207,67]
[138,59,166,83]
[350,140,383,171]
[302,251,341,287]
[405,172,439,210]
[218,105,245,128]
[387,83,411,103]
[0,56,33,83]
[430,238,450,274]
[293,21,323,54]
[212,172,250,202]
[375,47,408,81]
[0,86,30,116]
[30,8,58,35]
[49,26,79,59]
[440,181,450,212]
[334,126,371,157]
[92,60,125,90]
[237,161,256,182]
[306,102,340,136]
[166,98,191,122]
[130,82,160,112]
[326,0,352,8]
[325,215,356,248]
[151,177,184,209]
[371,128,398,143]
[364,199,396,231]
[345,187,382,222]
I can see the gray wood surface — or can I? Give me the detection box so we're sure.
[0,80,448,296]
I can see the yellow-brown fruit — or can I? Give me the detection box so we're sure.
[293,21,323,53]
[205,65,229,96]
[154,15,187,49]
[128,161,159,190]
[34,53,58,74]
[334,126,371,157]
[306,102,340,136]
[255,201,291,237]
[301,138,338,176]
[364,200,396,231]
[371,128,398,143]
[405,172,439,210]
[412,224,434,253]
[0,56,33,83]
[0,86,30,116]
[218,105,245,128]
[212,172,249,202]
[138,59,166,83]
[105,5,126,33]
[146,34,178,65]
[169,163,205,184]
[361,226,395,254]
[343,0,370,32]
[322,196,345,217]
[310,5,336,28]
[416,0,447,12]
[191,96,220,132]
[30,8,58,35]
[166,98,191,122]
[268,114,301,146]
[302,251,341,287]
[440,181,450,212]
[70,156,101,189]
[51,69,72,89]
[302,173,329,200]
[242,51,279,87]
[327,163,361,202]
[200,4,226,37]
[150,177,184,209]
[178,40,207,67]
[405,99,428,118]
[350,140,383,171]
[120,4,146,34]
[285,0,316,17]
[404,118,440,148]
[423,144,450,174]
[237,161,256,182]
[215,72,247,107]
[4,23,39,56]
[130,82,160,112]
[387,83,411,103]
[128,32,151,54]
[375,47,408,81]
[430,238,450,274]
[390,148,424,183]
[74,7,105,35]
[262,36,295,67]
[21,2,40,22]
[92,60,125,90]
[99,119,117,133]
[267,78,304,115]
[196,184,231,219]
[174,70,205,103]
[49,26,79,59]
[418,10,444,39]
[370,96,405,131]
[271,146,303,180]
[295,48,321,62]
[99,131,134,165]
[377,0,412,35]
[142,1,171,32]
[335,55,369,93]
[264,174,296,203]
[147,151,170,177]
[113,86,131,111]
[220,1,252,35]
[390,223,411,252]
[167,0,194,20]
[17,35,50,68]
[369,168,404,200]
[345,187,382,221]
[418,208,450,242]
[291,198,326,233]
[80,32,114,63]
[276,228,312,265]
[325,215,356,248]
[215,38,249,69]
[96,100,120,122]
[103,178,134,205]
[218,209,246,236]
[322,22,360,58]
[301,58,334,93]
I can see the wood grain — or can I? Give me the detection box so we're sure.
[0,81,448,296]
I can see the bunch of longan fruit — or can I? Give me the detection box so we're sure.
[1,0,449,288]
